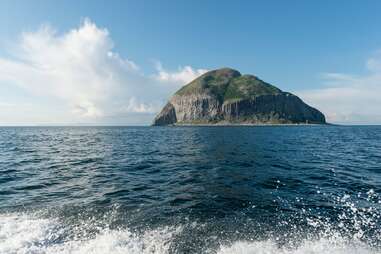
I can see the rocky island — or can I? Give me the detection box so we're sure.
[153,68,326,126]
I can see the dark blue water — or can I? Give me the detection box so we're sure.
[0,126,380,253]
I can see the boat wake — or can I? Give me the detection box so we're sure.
[0,210,379,254]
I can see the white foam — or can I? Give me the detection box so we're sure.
[45,227,179,254]
[217,239,378,254]
[0,213,181,254]
[0,212,379,254]
[0,213,60,254]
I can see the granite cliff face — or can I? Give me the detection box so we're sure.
[153,68,326,125]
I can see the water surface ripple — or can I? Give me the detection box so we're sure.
[0,126,380,253]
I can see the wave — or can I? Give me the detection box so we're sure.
[0,212,380,254]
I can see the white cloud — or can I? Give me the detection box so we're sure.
[0,19,205,125]
[296,52,381,124]
[72,101,103,118]
[124,97,157,113]
[154,61,208,84]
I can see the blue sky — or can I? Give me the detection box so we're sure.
[0,0,381,125]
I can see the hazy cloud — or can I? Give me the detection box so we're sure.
[296,52,381,124]
[0,19,205,124]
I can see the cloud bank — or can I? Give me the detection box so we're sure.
[0,19,206,125]
[296,51,381,124]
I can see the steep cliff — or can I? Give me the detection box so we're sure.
[152,68,326,125]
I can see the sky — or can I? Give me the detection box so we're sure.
[0,0,381,125]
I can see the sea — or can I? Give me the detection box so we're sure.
[0,126,380,254]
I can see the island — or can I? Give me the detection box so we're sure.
[152,68,326,126]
